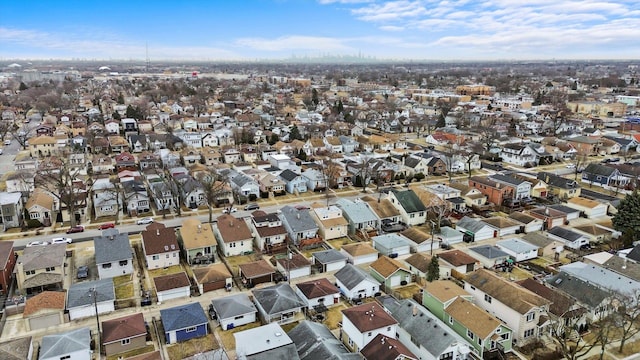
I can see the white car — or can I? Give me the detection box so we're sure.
[222,208,238,214]
[26,240,49,247]
[137,217,154,225]
[51,237,73,244]
[566,163,576,169]
[3,139,10,145]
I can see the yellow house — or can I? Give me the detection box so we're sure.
[29,136,58,158]
[309,203,349,241]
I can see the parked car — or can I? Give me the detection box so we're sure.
[566,163,576,169]
[51,237,72,244]
[4,139,10,145]
[26,240,49,247]
[294,205,310,210]
[66,225,84,234]
[244,203,260,211]
[77,265,89,279]
[222,207,237,214]
[98,222,115,230]
[137,217,154,225]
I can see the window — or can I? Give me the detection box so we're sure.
[500,333,510,341]
[478,338,483,346]
[234,315,244,320]
[524,329,535,338]
[102,263,112,269]
[526,312,535,322]
[387,326,391,331]
[119,260,128,266]
[26,270,35,275]
[46,267,55,272]
[449,316,453,324]
[60,356,71,360]
[121,338,130,345]
[469,285,476,291]
[484,294,492,303]
[166,254,170,258]
[186,326,197,333]
[152,255,159,260]
[467,329,475,340]
[440,351,454,359]
[368,332,372,337]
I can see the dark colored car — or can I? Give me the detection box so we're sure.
[77,265,89,279]
[98,222,115,230]
[244,203,260,211]
[66,225,85,234]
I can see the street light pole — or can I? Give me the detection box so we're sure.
[91,287,102,359]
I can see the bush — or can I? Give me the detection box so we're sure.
[414,172,425,181]
[26,219,43,229]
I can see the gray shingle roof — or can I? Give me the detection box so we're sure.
[211,293,256,320]
[252,283,306,315]
[279,169,300,182]
[312,249,347,264]
[20,243,66,272]
[280,206,318,233]
[456,216,490,234]
[583,163,616,177]
[546,272,611,308]
[336,198,379,225]
[469,245,509,260]
[496,238,539,254]
[160,302,208,332]
[385,298,467,358]
[548,227,583,242]
[40,328,90,360]
[67,278,115,308]
[335,264,380,290]
[559,261,640,296]
[94,229,133,264]
[289,320,362,360]
[490,173,529,186]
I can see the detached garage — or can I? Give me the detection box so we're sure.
[456,216,494,242]
[24,291,65,331]
[566,197,608,219]
[496,238,539,262]
[67,278,115,321]
[193,263,233,294]
[372,234,411,257]
[154,272,191,303]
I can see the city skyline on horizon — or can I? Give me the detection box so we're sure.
[1,0,639,62]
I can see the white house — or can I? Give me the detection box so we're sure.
[341,302,398,353]
[335,264,380,300]
[547,226,591,250]
[496,238,539,262]
[295,278,341,308]
[211,293,257,331]
[94,229,134,279]
[565,197,608,219]
[509,212,544,233]
[312,249,348,273]
[481,217,523,237]
[340,242,379,265]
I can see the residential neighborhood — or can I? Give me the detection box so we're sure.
[0,59,639,360]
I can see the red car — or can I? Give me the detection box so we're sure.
[98,222,115,230]
[66,225,85,234]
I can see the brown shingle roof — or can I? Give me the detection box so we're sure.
[446,297,501,339]
[438,249,478,267]
[361,196,401,219]
[482,216,521,229]
[341,242,378,257]
[423,280,470,303]
[276,253,311,270]
[296,278,340,299]
[517,278,579,317]
[180,218,217,249]
[238,259,275,279]
[141,225,179,255]
[192,263,232,284]
[370,256,409,278]
[153,272,190,292]
[102,313,146,344]
[400,227,430,244]
[342,302,397,332]
[22,291,65,317]
[465,269,550,314]
[404,253,433,273]
[216,214,253,243]
[361,334,417,360]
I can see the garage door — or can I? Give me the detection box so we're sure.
[389,275,401,287]
[29,313,61,330]
[203,279,226,293]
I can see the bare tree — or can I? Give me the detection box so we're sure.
[548,311,601,360]
[10,123,33,150]
[573,154,589,181]
[161,168,184,217]
[609,292,640,353]
[195,170,230,223]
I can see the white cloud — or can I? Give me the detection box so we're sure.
[380,25,405,31]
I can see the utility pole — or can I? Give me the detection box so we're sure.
[430,220,436,256]
[91,287,102,359]
[287,248,292,285]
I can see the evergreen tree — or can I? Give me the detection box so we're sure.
[612,190,640,247]
[427,256,440,282]
[297,148,307,161]
[311,88,319,106]
[268,133,279,145]
[290,125,302,140]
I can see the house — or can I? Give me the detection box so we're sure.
[335,263,381,300]
[341,242,379,265]
[234,322,300,360]
[141,223,180,269]
[438,249,480,276]
[558,261,640,299]
[25,188,56,227]
[102,313,147,356]
[547,226,591,249]
[67,278,115,320]
[421,280,474,319]
[489,173,533,203]
[404,253,451,280]
[496,238,539,262]
[361,196,402,224]
[279,169,308,194]
[39,328,91,360]
[0,336,33,360]
[15,243,66,295]
[335,198,380,237]
[180,218,217,265]
[455,216,495,242]
[301,168,327,191]
[369,256,412,289]
[548,204,581,221]
[381,297,473,360]
[341,302,397,353]
[386,189,427,226]
[279,206,321,247]
[289,320,362,360]
[508,212,544,233]
[22,291,65,331]
[481,216,522,237]
[92,178,119,219]
[252,283,307,324]
[565,197,609,218]
[238,259,276,287]
[372,233,411,257]
[28,135,58,158]
[0,241,16,295]
[251,211,288,253]
[94,229,134,279]
[517,278,588,337]
[193,263,233,294]
[469,176,514,207]
[122,180,151,216]
[545,272,613,322]
[153,272,191,302]
[211,293,258,330]
[468,245,511,269]
[160,302,209,344]
[312,249,348,273]
[361,334,416,360]
[527,207,568,230]
[309,204,349,240]
[464,269,551,344]
[214,214,254,257]
[582,163,628,188]
[295,278,341,309]
[0,192,23,229]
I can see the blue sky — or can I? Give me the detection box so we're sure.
[1,0,639,61]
